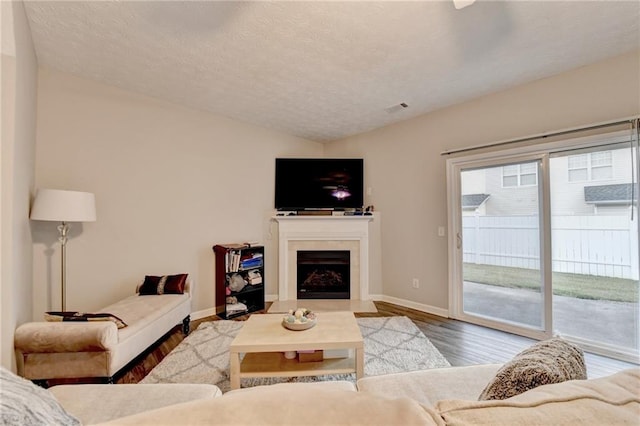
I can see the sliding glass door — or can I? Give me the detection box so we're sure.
[448,126,638,361]
[459,160,546,332]
[549,144,638,358]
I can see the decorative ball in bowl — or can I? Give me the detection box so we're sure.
[282,308,317,331]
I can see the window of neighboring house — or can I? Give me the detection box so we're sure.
[568,151,612,182]
[502,162,538,187]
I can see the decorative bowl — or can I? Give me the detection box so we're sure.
[281,308,317,331]
[282,318,316,331]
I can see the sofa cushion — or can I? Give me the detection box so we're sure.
[93,382,442,425]
[357,364,502,407]
[436,368,640,425]
[0,366,80,426]
[50,383,221,425]
[139,274,188,295]
[15,321,118,353]
[478,337,586,400]
[45,311,127,329]
[105,293,189,342]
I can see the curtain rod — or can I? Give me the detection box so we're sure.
[440,116,640,156]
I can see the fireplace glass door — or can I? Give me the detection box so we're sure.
[297,250,350,299]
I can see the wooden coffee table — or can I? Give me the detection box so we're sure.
[229,311,364,390]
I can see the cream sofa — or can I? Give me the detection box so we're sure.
[87,366,640,425]
[93,366,639,425]
[3,363,639,425]
[14,280,193,385]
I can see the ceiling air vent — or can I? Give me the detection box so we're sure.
[385,103,409,114]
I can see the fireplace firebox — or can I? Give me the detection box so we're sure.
[297,250,350,299]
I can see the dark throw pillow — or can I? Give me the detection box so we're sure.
[45,311,127,329]
[139,273,188,295]
[0,366,80,426]
[478,337,587,400]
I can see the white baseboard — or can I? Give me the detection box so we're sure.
[377,295,449,318]
[265,294,278,302]
[191,307,216,321]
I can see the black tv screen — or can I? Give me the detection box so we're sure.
[275,158,364,210]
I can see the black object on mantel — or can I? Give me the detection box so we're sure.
[297,210,332,216]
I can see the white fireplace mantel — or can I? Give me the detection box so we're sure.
[273,215,373,301]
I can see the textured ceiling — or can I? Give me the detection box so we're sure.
[23,1,640,142]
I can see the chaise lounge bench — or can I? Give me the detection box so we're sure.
[14,276,193,386]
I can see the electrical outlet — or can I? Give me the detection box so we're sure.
[438,226,445,237]
[412,278,419,289]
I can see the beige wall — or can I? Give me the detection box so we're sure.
[24,42,640,326]
[325,50,640,313]
[33,69,322,316]
[1,0,38,371]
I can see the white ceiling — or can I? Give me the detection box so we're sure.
[23,1,640,142]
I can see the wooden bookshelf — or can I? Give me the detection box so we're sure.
[213,244,265,319]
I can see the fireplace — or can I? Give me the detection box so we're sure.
[274,215,373,301]
[297,250,350,299]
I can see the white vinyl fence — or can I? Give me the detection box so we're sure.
[462,214,639,280]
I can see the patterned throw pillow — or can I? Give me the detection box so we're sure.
[478,337,587,400]
[139,273,188,295]
[0,366,80,426]
[44,311,127,329]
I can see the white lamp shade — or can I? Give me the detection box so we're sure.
[30,189,97,222]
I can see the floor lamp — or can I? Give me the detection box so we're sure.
[30,189,97,312]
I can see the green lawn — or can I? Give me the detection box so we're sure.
[463,263,639,303]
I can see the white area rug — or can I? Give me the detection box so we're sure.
[141,316,450,392]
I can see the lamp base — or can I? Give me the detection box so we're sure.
[58,222,69,312]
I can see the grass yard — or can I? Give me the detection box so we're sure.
[463,263,639,303]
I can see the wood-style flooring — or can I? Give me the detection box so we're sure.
[115,301,635,384]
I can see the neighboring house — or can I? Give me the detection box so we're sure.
[583,183,635,215]
[462,146,637,216]
[461,194,490,215]
[550,148,636,216]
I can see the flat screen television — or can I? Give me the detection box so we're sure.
[275,158,364,211]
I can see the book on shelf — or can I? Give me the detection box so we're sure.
[240,251,263,260]
[222,245,263,273]
[220,243,249,249]
[226,302,248,315]
[220,242,260,249]
[240,257,263,270]
[247,270,262,285]
[234,252,241,272]
[225,250,243,273]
